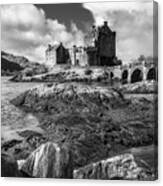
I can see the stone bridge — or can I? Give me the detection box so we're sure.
[108,60,157,84]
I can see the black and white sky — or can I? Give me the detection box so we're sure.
[1,1,156,63]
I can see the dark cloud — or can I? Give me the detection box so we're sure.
[35,3,95,32]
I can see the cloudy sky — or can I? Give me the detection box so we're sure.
[1,1,156,63]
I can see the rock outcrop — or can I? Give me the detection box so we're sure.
[9,83,156,171]
[18,142,73,178]
[16,148,155,180]
[1,144,156,179]
[11,82,126,113]
[73,153,154,180]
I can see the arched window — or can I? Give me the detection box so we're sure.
[147,68,156,80]
[131,69,143,83]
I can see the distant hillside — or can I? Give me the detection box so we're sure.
[1,51,48,76]
[1,51,29,68]
[1,55,24,76]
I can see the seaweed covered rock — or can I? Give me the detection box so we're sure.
[11,83,126,113]
[73,153,154,180]
[10,83,156,170]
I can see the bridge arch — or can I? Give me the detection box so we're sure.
[121,70,128,84]
[147,67,157,80]
[131,68,143,83]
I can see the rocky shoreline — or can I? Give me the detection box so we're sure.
[9,66,157,95]
[1,82,157,179]
[2,142,156,180]
[10,66,115,83]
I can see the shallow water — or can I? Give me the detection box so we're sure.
[1,76,43,100]
[1,76,44,143]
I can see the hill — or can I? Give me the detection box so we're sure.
[1,57,23,76]
[1,51,48,76]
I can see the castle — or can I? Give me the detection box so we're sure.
[45,21,121,68]
[45,21,157,84]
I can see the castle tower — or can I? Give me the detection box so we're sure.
[86,21,116,66]
[97,21,116,66]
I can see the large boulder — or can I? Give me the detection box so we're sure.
[73,153,154,180]
[19,142,73,178]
